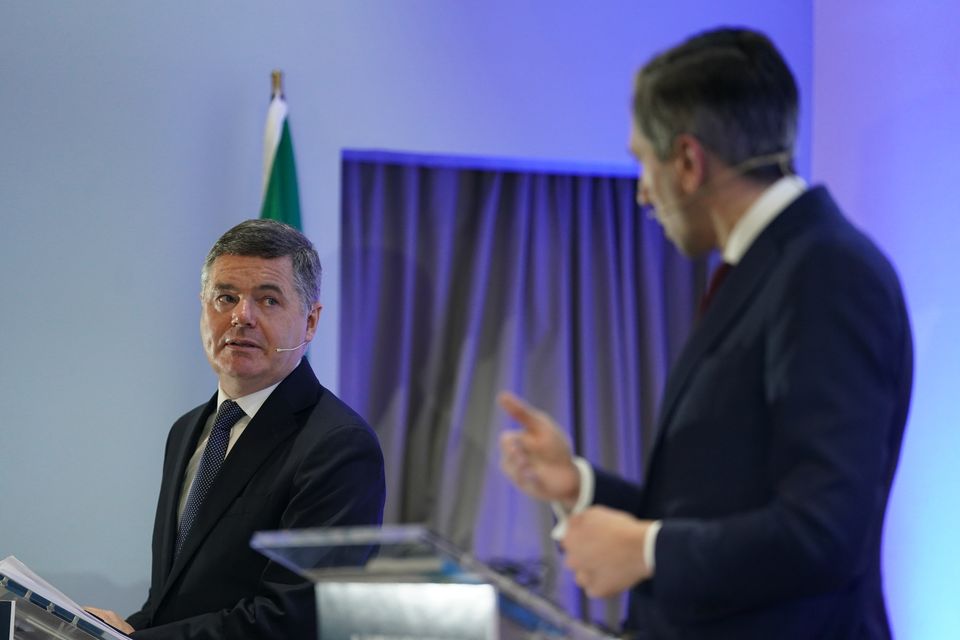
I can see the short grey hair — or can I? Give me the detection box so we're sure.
[633,28,798,179]
[201,219,321,313]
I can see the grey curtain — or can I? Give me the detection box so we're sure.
[339,150,704,625]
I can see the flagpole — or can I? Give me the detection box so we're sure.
[271,69,284,99]
[260,69,301,229]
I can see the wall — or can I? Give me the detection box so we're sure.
[812,1,960,636]
[0,0,811,616]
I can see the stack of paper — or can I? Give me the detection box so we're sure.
[0,556,128,640]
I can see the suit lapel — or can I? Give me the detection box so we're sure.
[642,240,777,479]
[157,397,216,585]
[642,188,835,484]
[156,359,321,608]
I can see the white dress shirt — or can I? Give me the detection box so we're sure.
[176,382,282,522]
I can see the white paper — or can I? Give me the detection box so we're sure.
[0,555,129,640]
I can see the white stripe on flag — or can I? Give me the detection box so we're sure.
[262,96,288,195]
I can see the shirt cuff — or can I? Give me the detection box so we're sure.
[550,457,595,540]
[644,520,662,575]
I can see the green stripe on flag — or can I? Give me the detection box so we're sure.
[260,119,301,229]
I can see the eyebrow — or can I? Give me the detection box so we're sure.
[211,283,287,296]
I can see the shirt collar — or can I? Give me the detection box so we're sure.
[216,381,282,421]
[722,175,807,265]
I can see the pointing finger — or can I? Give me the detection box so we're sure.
[497,391,547,434]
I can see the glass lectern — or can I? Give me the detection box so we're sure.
[0,584,112,640]
[251,525,618,640]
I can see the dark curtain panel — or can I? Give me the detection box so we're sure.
[340,151,704,626]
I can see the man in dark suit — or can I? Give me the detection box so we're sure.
[499,28,912,639]
[89,219,385,639]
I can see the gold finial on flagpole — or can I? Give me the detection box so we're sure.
[271,70,284,99]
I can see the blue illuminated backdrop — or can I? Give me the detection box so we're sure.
[812,2,960,637]
[0,2,955,637]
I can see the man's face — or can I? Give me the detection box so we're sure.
[200,254,320,397]
[629,123,715,257]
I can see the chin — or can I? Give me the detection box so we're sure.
[672,232,714,258]
[683,245,712,259]
[215,355,264,377]
[671,239,701,258]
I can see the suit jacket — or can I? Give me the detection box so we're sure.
[594,187,912,639]
[127,358,385,640]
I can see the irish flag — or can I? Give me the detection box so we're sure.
[260,70,301,228]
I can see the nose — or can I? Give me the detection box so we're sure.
[636,177,651,207]
[231,297,257,327]
[636,180,655,219]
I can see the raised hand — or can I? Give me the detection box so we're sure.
[498,391,581,508]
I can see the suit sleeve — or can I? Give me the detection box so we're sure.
[593,465,644,514]
[126,595,153,631]
[130,422,385,640]
[651,240,911,616]
[127,416,187,632]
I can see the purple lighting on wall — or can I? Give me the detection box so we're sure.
[813,3,960,637]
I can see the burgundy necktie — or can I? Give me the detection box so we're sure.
[698,262,733,317]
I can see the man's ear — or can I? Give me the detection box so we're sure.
[673,133,708,193]
[304,302,323,341]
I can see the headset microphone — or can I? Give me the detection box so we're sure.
[275,340,308,353]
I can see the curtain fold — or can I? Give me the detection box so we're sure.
[340,152,704,624]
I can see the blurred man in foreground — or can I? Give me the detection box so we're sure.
[500,28,912,639]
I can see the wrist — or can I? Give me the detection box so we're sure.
[642,520,661,579]
[562,457,593,512]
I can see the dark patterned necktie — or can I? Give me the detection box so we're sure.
[175,399,245,556]
[698,262,733,318]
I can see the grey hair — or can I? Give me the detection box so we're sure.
[200,219,321,313]
[633,28,798,179]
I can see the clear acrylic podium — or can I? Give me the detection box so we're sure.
[251,525,618,640]
[0,556,128,640]
[0,586,107,640]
